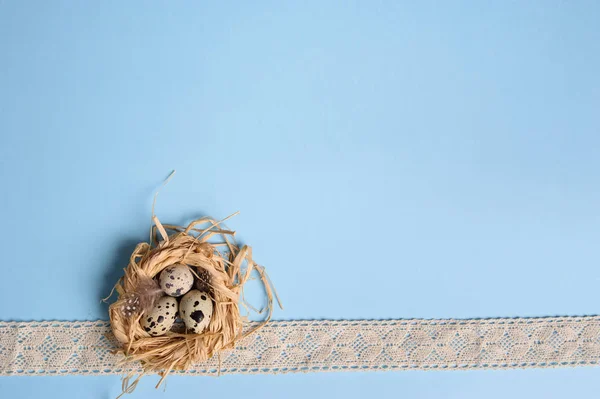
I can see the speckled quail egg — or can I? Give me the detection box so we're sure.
[141,296,178,336]
[195,268,212,292]
[180,290,213,334]
[159,264,194,297]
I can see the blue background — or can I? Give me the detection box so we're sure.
[1,1,599,397]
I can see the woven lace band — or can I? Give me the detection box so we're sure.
[1,317,599,376]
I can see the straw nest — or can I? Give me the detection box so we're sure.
[108,214,278,388]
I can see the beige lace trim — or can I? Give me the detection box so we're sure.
[1,317,599,376]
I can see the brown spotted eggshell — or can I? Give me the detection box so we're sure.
[180,290,213,334]
[159,264,194,297]
[141,296,178,336]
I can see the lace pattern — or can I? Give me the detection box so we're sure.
[1,317,599,376]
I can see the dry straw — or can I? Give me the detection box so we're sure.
[108,212,281,394]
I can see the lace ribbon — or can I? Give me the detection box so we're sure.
[1,317,599,376]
